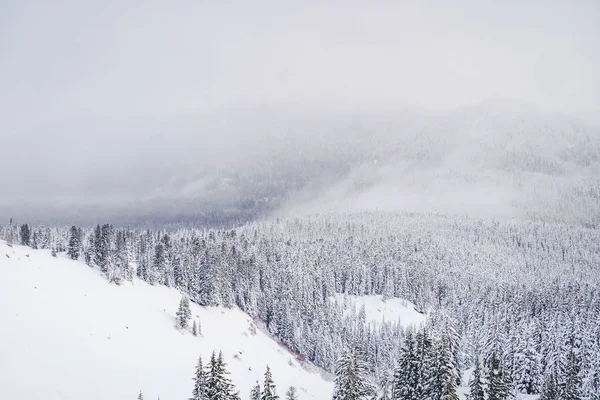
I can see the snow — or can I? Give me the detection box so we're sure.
[335,294,426,328]
[457,369,540,400]
[0,241,333,400]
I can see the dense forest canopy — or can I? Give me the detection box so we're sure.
[3,212,599,398]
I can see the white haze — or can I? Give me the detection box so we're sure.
[0,0,599,224]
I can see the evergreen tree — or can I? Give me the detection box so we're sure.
[19,223,30,246]
[392,331,417,400]
[377,373,391,400]
[206,351,236,400]
[468,358,485,400]
[433,335,459,400]
[539,371,560,400]
[285,386,298,400]
[250,381,261,400]
[7,218,14,246]
[176,295,192,329]
[190,356,209,400]
[138,391,144,400]
[193,320,199,336]
[514,331,541,395]
[414,328,435,400]
[332,346,375,400]
[486,352,512,400]
[561,349,583,400]
[261,365,279,400]
[67,225,81,260]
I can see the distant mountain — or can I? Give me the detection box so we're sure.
[4,100,598,226]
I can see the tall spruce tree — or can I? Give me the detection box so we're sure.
[392,331,418,400]
[561,349,583,400]
[67,225,81,260]
[468,358,485,400]
[332,346,375,400]
[19,223,30,246]
[261,365,279,400]
[206,351,235,400]
[486,351,512,400]
[539,371,560,400]
[250,382,261,400]
[190,356,209,400]
[176,295,192,329]
[414,328,435,400]
[433,335,459,400]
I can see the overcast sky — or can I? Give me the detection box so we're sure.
[1,0,599,218]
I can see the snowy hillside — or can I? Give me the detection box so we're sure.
[334,294,426,328]
[0,241,333,400]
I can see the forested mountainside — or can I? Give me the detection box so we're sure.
[2,212,598,398]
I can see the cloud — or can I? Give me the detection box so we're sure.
[0,0,599,223]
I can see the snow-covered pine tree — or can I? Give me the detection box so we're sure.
[468,358,485,400]
[19,223,30,246]
[486,351,513,400]
[176,295,192,329]
[250,381,261,400]
[561,349,583,400]
[414,328,435,400]
[392,331,417,400]
[206,350,236,400]
[332,346,375,400]
[433,334,459,400]
[138,390,144,400]
[193,320,198,336]
[377,372,391,400]
[285,386,298,400]
[539,371,560,400]
[261,365,279,400]
[67,225,81,260]
[6,218,14,246]
[190,355,209,400]
[514,325,541,395]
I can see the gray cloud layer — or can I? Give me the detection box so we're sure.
[1,0,599,223]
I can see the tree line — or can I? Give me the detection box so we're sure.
[2,212,598,399]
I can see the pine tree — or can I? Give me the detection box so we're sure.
[514,331,541,395]
[392,331,417,400]
[539,371,560,400]
[262,365,279,400]
[468,358,485,400]
[561,349,583,400]
[285,386,298,400]
[377,373,391,400]
[193,320,198,336]
[190,356,209,400]
[414,328,435,400]
[486,351,512,400]
[138,391,144,400]
[6,218,14,246]
[67,225,80,260]
[19,223,30,246]
[433,335,459,400]
[332,346,375,400]
[206,350,236,400]
[250,381,261,400]
[176,295,192,329]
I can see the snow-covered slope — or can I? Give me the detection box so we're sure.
[0,241,333,400]
[334,294,426,328]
